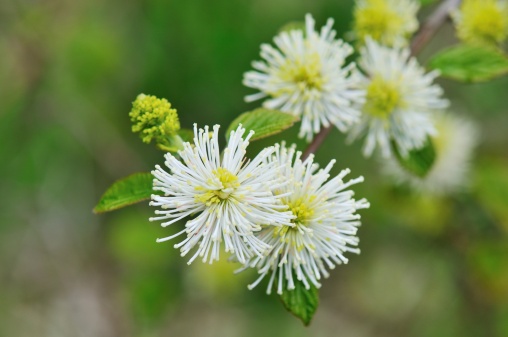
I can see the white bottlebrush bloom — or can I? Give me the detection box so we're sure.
[238,144,369,294]
[382,113,479,196]
[348,38,449,158]
[243,14,365,142]
[150,124,294,265]
[352,0,420,47]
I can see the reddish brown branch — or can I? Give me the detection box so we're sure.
[410,0,462,56]
[302,126,333,160]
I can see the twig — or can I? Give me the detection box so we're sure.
[410,0,462,56]
[302,126,332,160]
[301,0,462,160]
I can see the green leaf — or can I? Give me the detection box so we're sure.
[474,159,508,232]
[392,138,436,178]
[226,108,299,141]
[94,172,154,213]
[279,280,319,326]
[428,44,508,82]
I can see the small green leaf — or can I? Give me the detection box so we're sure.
[278,21,305,34]
[226,108,299,141]
[474,159,508,232]
[392,138,436,178]
[279,280,319,326]
[94,172,154,213]
[428,44,508,82]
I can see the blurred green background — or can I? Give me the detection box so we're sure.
[1,0,508,336]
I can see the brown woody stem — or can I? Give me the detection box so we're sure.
[302,126,333,160]
[410,0,462,56]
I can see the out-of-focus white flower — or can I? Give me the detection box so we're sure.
[452,0,508,46]
[150,124,294,265]
[352,0,420,47]
[348,38,449,158]
[238,144,369,294]
[243,14,365,142]
[382,113,479,196]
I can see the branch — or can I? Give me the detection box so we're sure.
[410,0,462,55]
[302,126,332,160]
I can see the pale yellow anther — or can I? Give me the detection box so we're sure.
[288,198,315,224]
[364,76,401,119]
[194,168,240,205]
[273,52,323,96]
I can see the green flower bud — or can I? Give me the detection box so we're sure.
[129,94,180,144]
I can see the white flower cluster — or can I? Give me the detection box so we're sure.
[243,14,365,142]
[150,124,369,293]
[243,11,478,195]
[348,37,449,158]
[244,12,449,159]
[149,7,479,295]
[239,144,369,294]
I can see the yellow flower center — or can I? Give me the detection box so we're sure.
[288,198,315,225]
[275,51,323,94]
[457,0,508,45]
[195,168,240,205]
[271,196,317,251]
[354,0,404,46]
[364,77,401,119]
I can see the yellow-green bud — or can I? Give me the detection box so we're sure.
[453,0,508,47]
[353,0,419,47]
[129,94,180,144]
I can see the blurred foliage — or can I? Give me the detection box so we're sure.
[1,0,507,336]
[474,158,508,233]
